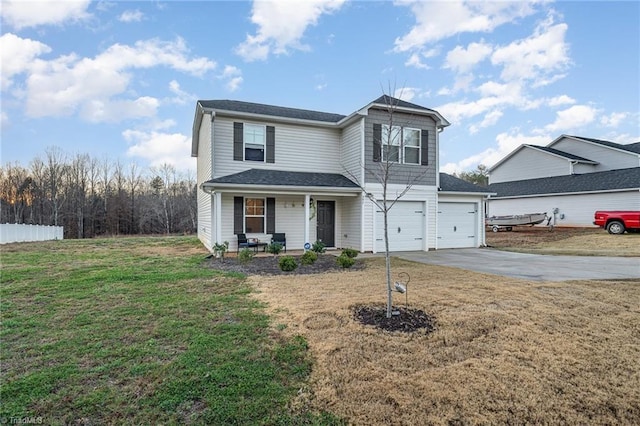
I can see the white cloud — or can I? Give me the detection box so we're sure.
[167,80,194,105]
[217,66,243,92]
[119,9,143,23]
[491,14,570,85]
[394,0,540,52]
[22,37,215,121]
[405,48,439,69]
[235,0,346,61]
[123,129,195,171]
[543,105,598,132]
[0,33,51,90]
[469,109,503,134]
[82,96,159,123]
[1,111,9,128]
[547,95,575,107]
[1,0,91,29]
[600,112,628,128]
[444,41,492,73]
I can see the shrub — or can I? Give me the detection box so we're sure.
[311,240,326,253]
[341,248,359,258]
[212,241,229,259]
[267,242,284,255]
[336,253,356,269]
[279,256,298,272]
[300,250,318,265]
[238,248,254,264]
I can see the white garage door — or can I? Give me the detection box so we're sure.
[438,202,477,249]
[376,201,424,252]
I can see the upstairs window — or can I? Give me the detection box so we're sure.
[382,125,401,163]
[244,124,265,162]
[403,128,421,165]
[381,125,421,164]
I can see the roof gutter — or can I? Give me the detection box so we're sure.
[200,182,361,196]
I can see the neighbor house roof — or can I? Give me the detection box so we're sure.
[531,145,597,163]
[554,135,640,155]
[488,143,598,172]
[488,167,640,198]
[439,173,494,194]
[202,169,360,192]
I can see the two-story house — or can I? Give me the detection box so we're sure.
[192,96,491,252]
[487,135,640,226]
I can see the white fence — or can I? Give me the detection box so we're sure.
[0,224,64,244]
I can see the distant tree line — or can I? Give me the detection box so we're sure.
[0,147,197,239]
[454,164,489,187]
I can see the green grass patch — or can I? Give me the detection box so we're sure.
[1,236,341,424]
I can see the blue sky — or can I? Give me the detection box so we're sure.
[1,0,639,174]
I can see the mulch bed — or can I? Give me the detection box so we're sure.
[206,253,366,275]
[353,304,437,334]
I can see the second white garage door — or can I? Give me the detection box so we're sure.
[375,201,424,252]
[437,202,478,249]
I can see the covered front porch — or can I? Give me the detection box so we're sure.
[201,169,363,252]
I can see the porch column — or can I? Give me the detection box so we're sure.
[304,194,310,249]
[214,191,222,244]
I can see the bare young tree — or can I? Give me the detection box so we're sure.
[345,89,431,318]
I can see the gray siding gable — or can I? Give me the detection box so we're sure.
[531,145,597,163]
[489,167,640,197]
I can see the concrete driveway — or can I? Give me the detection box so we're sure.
[393,248,640,281]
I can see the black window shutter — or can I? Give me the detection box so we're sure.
[233,197,243,234]
[266,197,275,233]
[421,129,429,166]
[233,122,243,161]
[373,123,381,162]
[266,126,275,163]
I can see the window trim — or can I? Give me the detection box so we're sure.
[243,123,266,162]
[402,127,421,165]
[244,197,266,233]
[381,125,421,165]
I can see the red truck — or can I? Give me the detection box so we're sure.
[593,211,640,234]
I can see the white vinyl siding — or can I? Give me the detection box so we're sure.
[341,119,363,185]
[490,147,571,184]
[213,117,342,178]
[487,190,640,227]
[196,114,213,250]
[340,195,362,251]
[551,137,640,171]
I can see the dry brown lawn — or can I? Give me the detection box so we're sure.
[251,251,640,424]
[486,226,640,257]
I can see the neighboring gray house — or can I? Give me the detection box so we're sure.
[191,96,492,252]
[487,135,640,226]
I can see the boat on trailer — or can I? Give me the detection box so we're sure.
[486,212,548,232]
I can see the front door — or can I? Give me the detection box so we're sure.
[316,201,335,247]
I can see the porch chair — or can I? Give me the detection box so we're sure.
[237,233,257,253]
[271,233,287,253]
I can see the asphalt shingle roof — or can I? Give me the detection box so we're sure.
[530,145,596,162]
[199,100,346,123]
[567,135,640,155]
[439,173,491,193]
[205,169,360,188]
[488,167,640,198]
[371,95,439,114]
